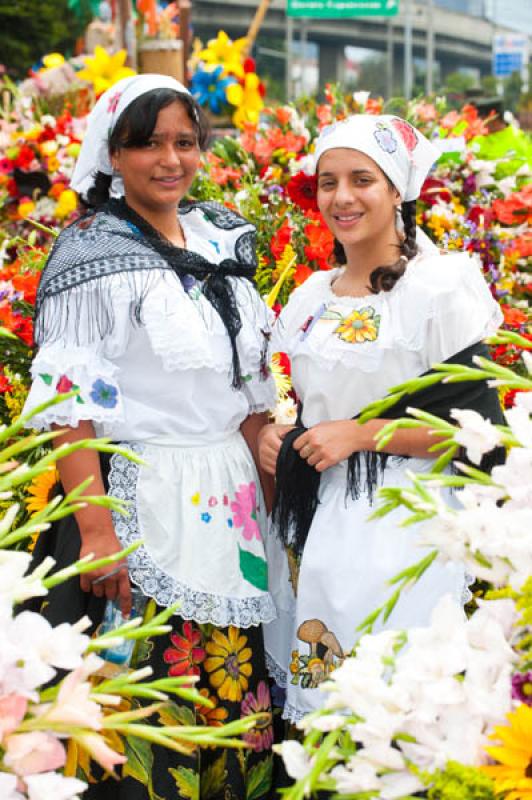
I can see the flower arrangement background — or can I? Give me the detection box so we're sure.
[0,47,531,798]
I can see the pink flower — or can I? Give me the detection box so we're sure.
[107,91,121,113]
[230,482,261,541]
[35,664,103,729]
[56,374,73,393]
[240,680,273,752]
[0,694,28,743]
[392,118,418,152]
[4,731,66,776]
[72,731,126,774]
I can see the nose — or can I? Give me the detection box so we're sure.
[160,142,181,168]
[333,178,355,207]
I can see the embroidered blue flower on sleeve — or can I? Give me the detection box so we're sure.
[90,379,118,409]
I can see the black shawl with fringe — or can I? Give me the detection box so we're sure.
[34,198,260,389]
[272,341,506,557]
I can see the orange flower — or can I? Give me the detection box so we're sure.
[12,272,39,306]
[303,213,334,269]
[293,264,314,286]
[502,306,528,328]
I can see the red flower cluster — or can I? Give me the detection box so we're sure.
[286,172,318,213]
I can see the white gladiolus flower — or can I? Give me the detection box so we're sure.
[451,408,502,464]
[276,740,313,781]
[24,772,87,800]
[505,406,532,448]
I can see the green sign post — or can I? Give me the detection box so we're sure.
[287,0,399,17]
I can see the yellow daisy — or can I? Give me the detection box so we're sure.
[335,307,380,344]
[482,704,532,800]
[26,467,59,516]
[204,626,252,703]
[271,353,292,400]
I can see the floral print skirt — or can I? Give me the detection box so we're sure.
[26,489,274,800]
[84,608,274,800]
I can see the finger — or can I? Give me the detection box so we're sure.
[105,580,119,603]
[80,574,92,593]
[92,581,105,598]
[315,459,329,473]
[307,452,321,466]
[278,425,295,440]
[293,433,308,451]
[118,573,132,618]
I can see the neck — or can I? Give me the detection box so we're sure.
[123,199,184,246]
[342,235,402,286]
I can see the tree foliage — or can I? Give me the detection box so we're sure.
[0,0,90,79]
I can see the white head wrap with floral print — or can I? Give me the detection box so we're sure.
[71,74,191,198]
[312,114,440,202]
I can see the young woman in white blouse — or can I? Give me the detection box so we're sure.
[258,114,504,726]
[24,75,276,799]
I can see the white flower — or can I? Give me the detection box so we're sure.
[522,352,532,376]
[274,397,297,425]
[379,771,424,799]
[0,773,24,800]
[515,391,532,411]
[24,772,87,800]
[491,447,532,507]
[10,611,89,672]
[353,91,370,107]
[0,551,47,605]
[331,759,381,794]
[451,408,502,464]
[277,740,312,781]
[505,407,532,448]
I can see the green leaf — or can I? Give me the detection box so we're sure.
[123,734,163,800]
[200,751,227,800]
[238,547,268,591]
[39,373,53,385]
[170,765,200,800]
[247,755,273,800]
[158,701,196,728]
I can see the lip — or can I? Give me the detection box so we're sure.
[332,211,364,228]
[153,176,183,186]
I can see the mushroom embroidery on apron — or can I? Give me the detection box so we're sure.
[288,618,345,689]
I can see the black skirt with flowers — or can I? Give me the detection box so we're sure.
[26,461,274,800]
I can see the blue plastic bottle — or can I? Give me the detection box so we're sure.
[99,586,147,667]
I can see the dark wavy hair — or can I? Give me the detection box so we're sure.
[326,162,418,293]
[82,88,210,209]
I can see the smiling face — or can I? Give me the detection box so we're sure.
[111,100,201,219]
[316,148,401,256]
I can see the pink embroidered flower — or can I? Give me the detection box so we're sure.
[56,374,73,393]
[240,681,273,752]
[230,482,260,541]
[107,91,121,113]
[392,118,418,152]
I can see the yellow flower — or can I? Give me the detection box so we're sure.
[47,156,60,174]
[17,200,35,219]
[204,626,252,702]
[335,307,380,344]
[77,46,136,97]
[41,52,65,71]
[26,467,59,516]
[54,189,77,220]
[289,649,300,674]
[40,140,58,157]
[271,353,292,400]
[482,704,532,800]
[226,73,264,128]
[198,31,248,79]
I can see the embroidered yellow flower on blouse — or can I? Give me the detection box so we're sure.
[335,306,381,344]
[204,626,252,702]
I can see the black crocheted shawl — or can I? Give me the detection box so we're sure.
[35,198,260,388]
[272,341,506,557]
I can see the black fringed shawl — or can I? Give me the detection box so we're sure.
[34,198,259,389]
[272,342,506,557]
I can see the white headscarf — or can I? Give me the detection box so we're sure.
[70,74,191,198]
[312,114,440,202]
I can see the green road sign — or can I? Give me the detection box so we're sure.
[287,0,399,17]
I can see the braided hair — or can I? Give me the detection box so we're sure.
[333,198,418,293]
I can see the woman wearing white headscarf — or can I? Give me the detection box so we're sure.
[258,114,504,726]
[23,75,276,799]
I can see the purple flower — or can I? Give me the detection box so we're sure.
[512,672,532,705]
[90,379,118,409]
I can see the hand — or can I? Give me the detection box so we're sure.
[258,423,295,476]
[293,420,363,473]
[79,522,132,617]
